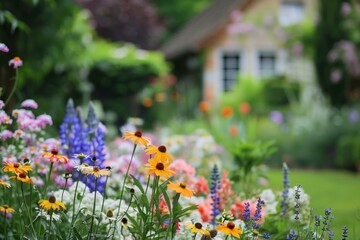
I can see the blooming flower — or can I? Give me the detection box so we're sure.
[10,172,33,184]
[0,180,10,188]
[0,205,15,214]
[3,162,32,174]
[0,43,9,52]
[216,222,242,238]
[0,100,4,109]
[21,99,38,109]
[239,102,250,115]
[39,195,66,211]
[186,222,210,235]
[145,145,174,163]
[167,181,194,197]
[221,106,233,118]
[42,148,69,163]
[82,166,111,178]
[123,130,151,147]
[145,158,175,178]
[199,101,210,112]
[9,57,23,69]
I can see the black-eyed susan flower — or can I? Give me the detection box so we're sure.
[82,166,111,178]
[215,222,242,238]
[0,179,10,188]
[38,195,66,211]
[123,130,150,147]
[167,181,194,197]
[186,222,210,236]
[145,158,175,178]
[145,145,173,163]
[0,205,15,214]
[41,148,69,163]
[3,162,32,175]
[10,172,33,184]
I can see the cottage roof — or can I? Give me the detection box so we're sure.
[160,0,252,58]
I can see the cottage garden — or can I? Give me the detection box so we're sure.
[0,43,353,240]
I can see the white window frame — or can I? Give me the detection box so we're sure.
[279,1,305,26]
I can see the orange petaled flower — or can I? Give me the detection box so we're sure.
[145,158,175,178]
[221,106,233,118]
[39,195,66,211]
[199,101,210,112]
[41,148,69,163]
[145,145,173,163]
[215,222,242,238]
[3,162,32,175]
[10,172,33,184]
[186,222,210,236]
[0,180,11,188]
[167,181,194,197]
[239,102,251,115]
[82,166,111,178]
[0,205,15,214]
[143,98,153,108]
[123,130,151,147]
[229,125,238,136]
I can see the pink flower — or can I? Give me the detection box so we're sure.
[9,57,23,69]
[169,159,195,178]
[330,69,342,83]
[0,130,13,140]
[218,171,234,210]
[341,2,351,16]
[0,111,12,124]
[21,99,38,109]
[194,176,209,195]
[0,100,4,109]
[198,197,212,222]
[36,114,53,128]
[0,43,9,53]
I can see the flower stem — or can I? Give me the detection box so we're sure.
[67,171,82,240]
[95,175,109,234]
[4,210,7,240]
[111,144,137,239]
[4,68,18,107]
[43,162,54,197]
[61,179,68,203]
[87,178,98,240]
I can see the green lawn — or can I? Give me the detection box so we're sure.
[267,169,360,239]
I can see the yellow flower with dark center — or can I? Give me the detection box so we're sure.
[120,217,128,228]
[82,166,111,178]
[145,158,175,178]
[3,162,32,175]
[186,222,210,235]
[0,205,15,214]
[39,195,66,211]
[167,181,194,197]
[145,145,173,163]
[10,172,33,184]
[215,222,242,238]
[0,180,11,188]
[123,130,151,147]
[41,148,69,163]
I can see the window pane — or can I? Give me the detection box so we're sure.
[222,52,241,91]
[279,2,304,26]
[259,52,276,77]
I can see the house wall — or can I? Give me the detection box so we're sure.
[202,0,317,103]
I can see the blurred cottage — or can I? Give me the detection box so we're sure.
[161,0,317,103]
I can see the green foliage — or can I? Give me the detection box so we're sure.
[335,133,360,170]
[314,0,352,106]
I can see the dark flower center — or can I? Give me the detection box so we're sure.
[3,205,9,209]
[93,166,100,172]
[64,172,72,179]
[51,148,59,155]
[49,196,56,203]
[195,222,203,229]
[227,222,235,230]
[158,145,166,153]
[106,166,112,170]
[134,130,142,138]
[14,163,20,168]
[121,217,128,224]
[179,182,186,189]
[156,162,164,170]
[106,209,114,218]
[19,173,27,179]
[210,229,218,237]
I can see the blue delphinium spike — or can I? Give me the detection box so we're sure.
[281,162,290,216]
[242,201,251,228]
[252,198,264,229]
[286,229,298,240]
[342,226,348,240]
[210,164,220,226]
